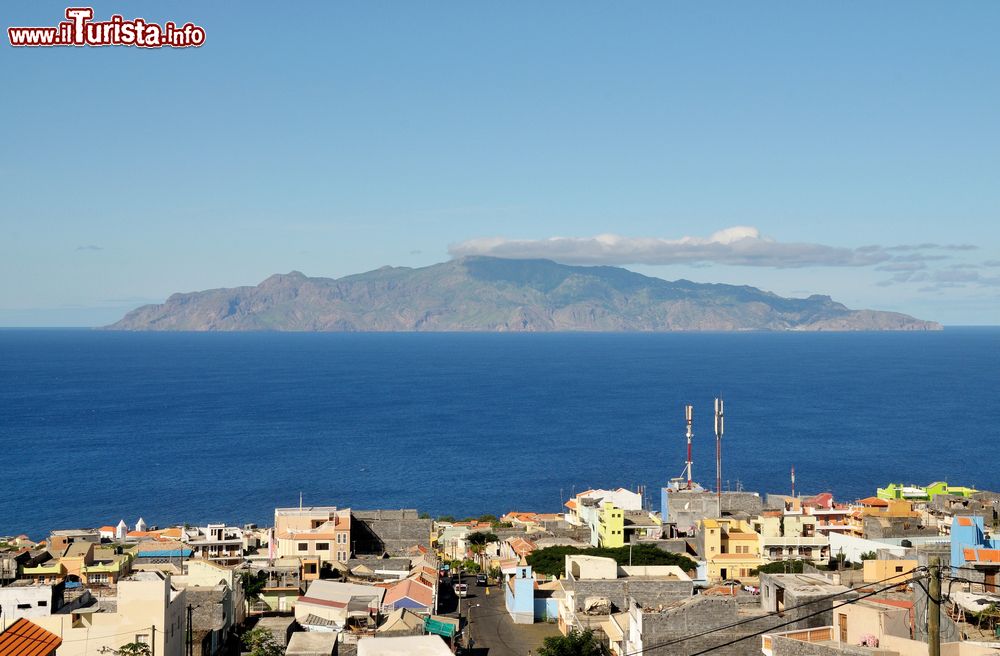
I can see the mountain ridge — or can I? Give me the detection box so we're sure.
[106,257,942,332]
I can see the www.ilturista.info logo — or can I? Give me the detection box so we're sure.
[8,7,205,48]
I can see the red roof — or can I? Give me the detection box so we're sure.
[868,598,913,610]
[956,517,974,527]
[0,618,62,656]
[297,595,347,609]
[384,578,434,607]
[804,493,834,509]
[858,497,889,507]
[968,549,1000,564]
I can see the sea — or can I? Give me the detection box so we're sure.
[1,328,998,539]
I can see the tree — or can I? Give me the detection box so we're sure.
[528,545,696,576]
[467,531,499,571]
[115,643,152,656]
[537,629,606,656]
[242,627,284,656]
[239,570,268,614]
[859,551,878,561]
[467,531,499,546]
[754,560,806,575]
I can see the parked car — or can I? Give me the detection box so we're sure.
[476,573,488,586]
[453,583,468,597]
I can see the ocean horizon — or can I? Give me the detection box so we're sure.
[2,327,998,539]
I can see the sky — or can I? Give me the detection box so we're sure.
[2,2,999,326]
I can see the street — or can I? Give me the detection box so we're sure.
[439,576,561,656]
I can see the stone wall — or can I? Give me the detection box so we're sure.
[352,511,431,556]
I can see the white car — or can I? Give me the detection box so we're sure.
[453,583,468,598]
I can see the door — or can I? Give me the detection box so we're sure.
[838,613,848,643]
[720,568,728,580]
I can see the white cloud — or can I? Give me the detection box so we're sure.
[449,226,892,268]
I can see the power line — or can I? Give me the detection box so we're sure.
[619,569,927,656]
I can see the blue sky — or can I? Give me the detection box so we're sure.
[2,2,999,326]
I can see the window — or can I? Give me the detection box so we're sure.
[17,603,31,610]
[895,566,904,573]
[316,543,329,551]
[37,600,47,607]
[337,533,347,544]
[298,542,308,552]
[135,634,150,645]
[337,551,347,561]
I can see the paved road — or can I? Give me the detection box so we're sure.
[461,580,561,656]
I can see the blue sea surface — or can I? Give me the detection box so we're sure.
[1,328,998,539]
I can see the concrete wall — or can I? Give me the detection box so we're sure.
[830,533,908,563]
[663,491,763,535]
[771,634,887,656]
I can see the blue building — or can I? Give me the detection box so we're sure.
[505,559,536,624]
[950,515,994,570]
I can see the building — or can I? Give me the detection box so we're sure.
[556,555,694,636]
[246,557,303,613]
[597,502,626,548]
[377,607,426,636]
[172,559,247,626]
[617,595,785,656]
[345,557,413,582]
[951,515,999,590]
[662,489,764,537]
[862,559,918,585]
[877,481,978,502]
[47,529,101,552]
[759,573,856,631]
[29,571,187,656]
[286,631,339,656]
[0,580,93,622]
[182,524,245,565]
[505,558,536,624]
[294,579,385,632]
[352,509,433,556]
[185,584,234,656]
[698,518,764,582]
[753,512,830,565]
[356,635,453,656]
[565,488,643,526]
[382,577,435,615]
[275,506,353,575]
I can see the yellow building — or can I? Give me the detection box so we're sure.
[699,518,763,582]
[862,559,918,585]
[597,502,625,548]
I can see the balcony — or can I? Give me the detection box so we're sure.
[761,627,835,656]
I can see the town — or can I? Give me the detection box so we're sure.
[2,476,999,656]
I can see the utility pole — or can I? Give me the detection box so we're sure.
[187,604,194,656]
[929,557,941,656]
